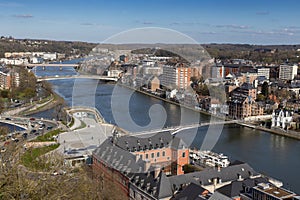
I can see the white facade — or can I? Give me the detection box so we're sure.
[279,65,298,80]
[43,53,57,60]
[212,65,225,78]
[160,64,191,89]
[160,65,177,88]
[257,68,270,80]
[271,110,293,129]
[107,69,122,77]
[142,60,155,66]
[0,58,28,65]
[143,66,163,76]
[0,70,19,89]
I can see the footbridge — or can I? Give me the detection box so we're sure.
[37,75,118,82]
[131,120,239,136]
[25,63,79,68]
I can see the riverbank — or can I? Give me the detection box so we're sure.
[118,83,226,120]
[22,92,65,116]
[240,122,300,140]
[118,83,300,141]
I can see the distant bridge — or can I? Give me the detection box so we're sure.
[131,120,239,136]
[37,75,118,82]
[25,63,80,68]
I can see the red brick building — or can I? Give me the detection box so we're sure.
[92,131,189,199]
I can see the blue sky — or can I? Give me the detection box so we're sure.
[1,0,300,44]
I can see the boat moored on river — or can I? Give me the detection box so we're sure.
[190,149,230,168]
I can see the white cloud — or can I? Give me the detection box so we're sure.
[13,14,33,18]
[256,11,269,15]
[215,24,250,29]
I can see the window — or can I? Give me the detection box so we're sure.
[151,153,154,158]
[162,151,165,157]
[157,152,160,157]
[182,152,186,158]
[146,154,148,159]
[140,154,143,159]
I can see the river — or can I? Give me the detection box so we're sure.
[0,122,25,133]
[32,64,300,192]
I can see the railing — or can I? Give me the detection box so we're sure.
[131,120,237,136]
[36,75,118,81]
[68,106,106,123]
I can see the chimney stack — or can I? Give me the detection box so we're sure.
[154,165,161,179]
[144,160,151,172]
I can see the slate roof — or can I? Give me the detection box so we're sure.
[113,131,187,152]
[240,82,254,90]
[94,138,170,199]
[217,177,269,198]
[208,191,232,200]
[172,183,210,200]
[168,162,260,189]
[93,137,261,200]
[93,139,145,174]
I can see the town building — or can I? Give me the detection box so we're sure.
[0,58,28,65]
[171,183,211,200]
[211,64,225,78]
[252,183,296,200]
[271,109,293,130]
[160,63,192,89]
[279,64,298,80]
[227,82,264,119]
[143,66,163,76]
[43,52,57,61]
[92,134,266,200]
[0,69,20,90]
[216,177,270,200]
[257,67,270,80]
[92,131,189,199]
[149,76,160,92]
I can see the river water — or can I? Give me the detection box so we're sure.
[0,122,25,133]
[33,64,300,192]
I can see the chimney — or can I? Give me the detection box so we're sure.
[237,173,243,181]
[217,165,221,172]
[144,160,151,172]
[154,165,161,179]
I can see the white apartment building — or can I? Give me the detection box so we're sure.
[257,67,270,80]
[0,58,28,65]
[143,66,163,76]
[160,64,192,89]
[279,64,298,80]
[0,70,20,90]
[43,53,57,61]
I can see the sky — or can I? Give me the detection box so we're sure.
[1,0,300,44]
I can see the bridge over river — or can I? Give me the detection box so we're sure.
[24,63,79,68]
[130,120,239,136]
[37,75,118,82]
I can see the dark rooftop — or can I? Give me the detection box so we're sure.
[172,183,210,200]
[113,131,187,152]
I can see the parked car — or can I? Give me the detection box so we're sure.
[0,147,6,153]
[12,138,19,143]
[22,133,28,139]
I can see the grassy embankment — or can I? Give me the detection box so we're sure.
[21,128,64,170]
